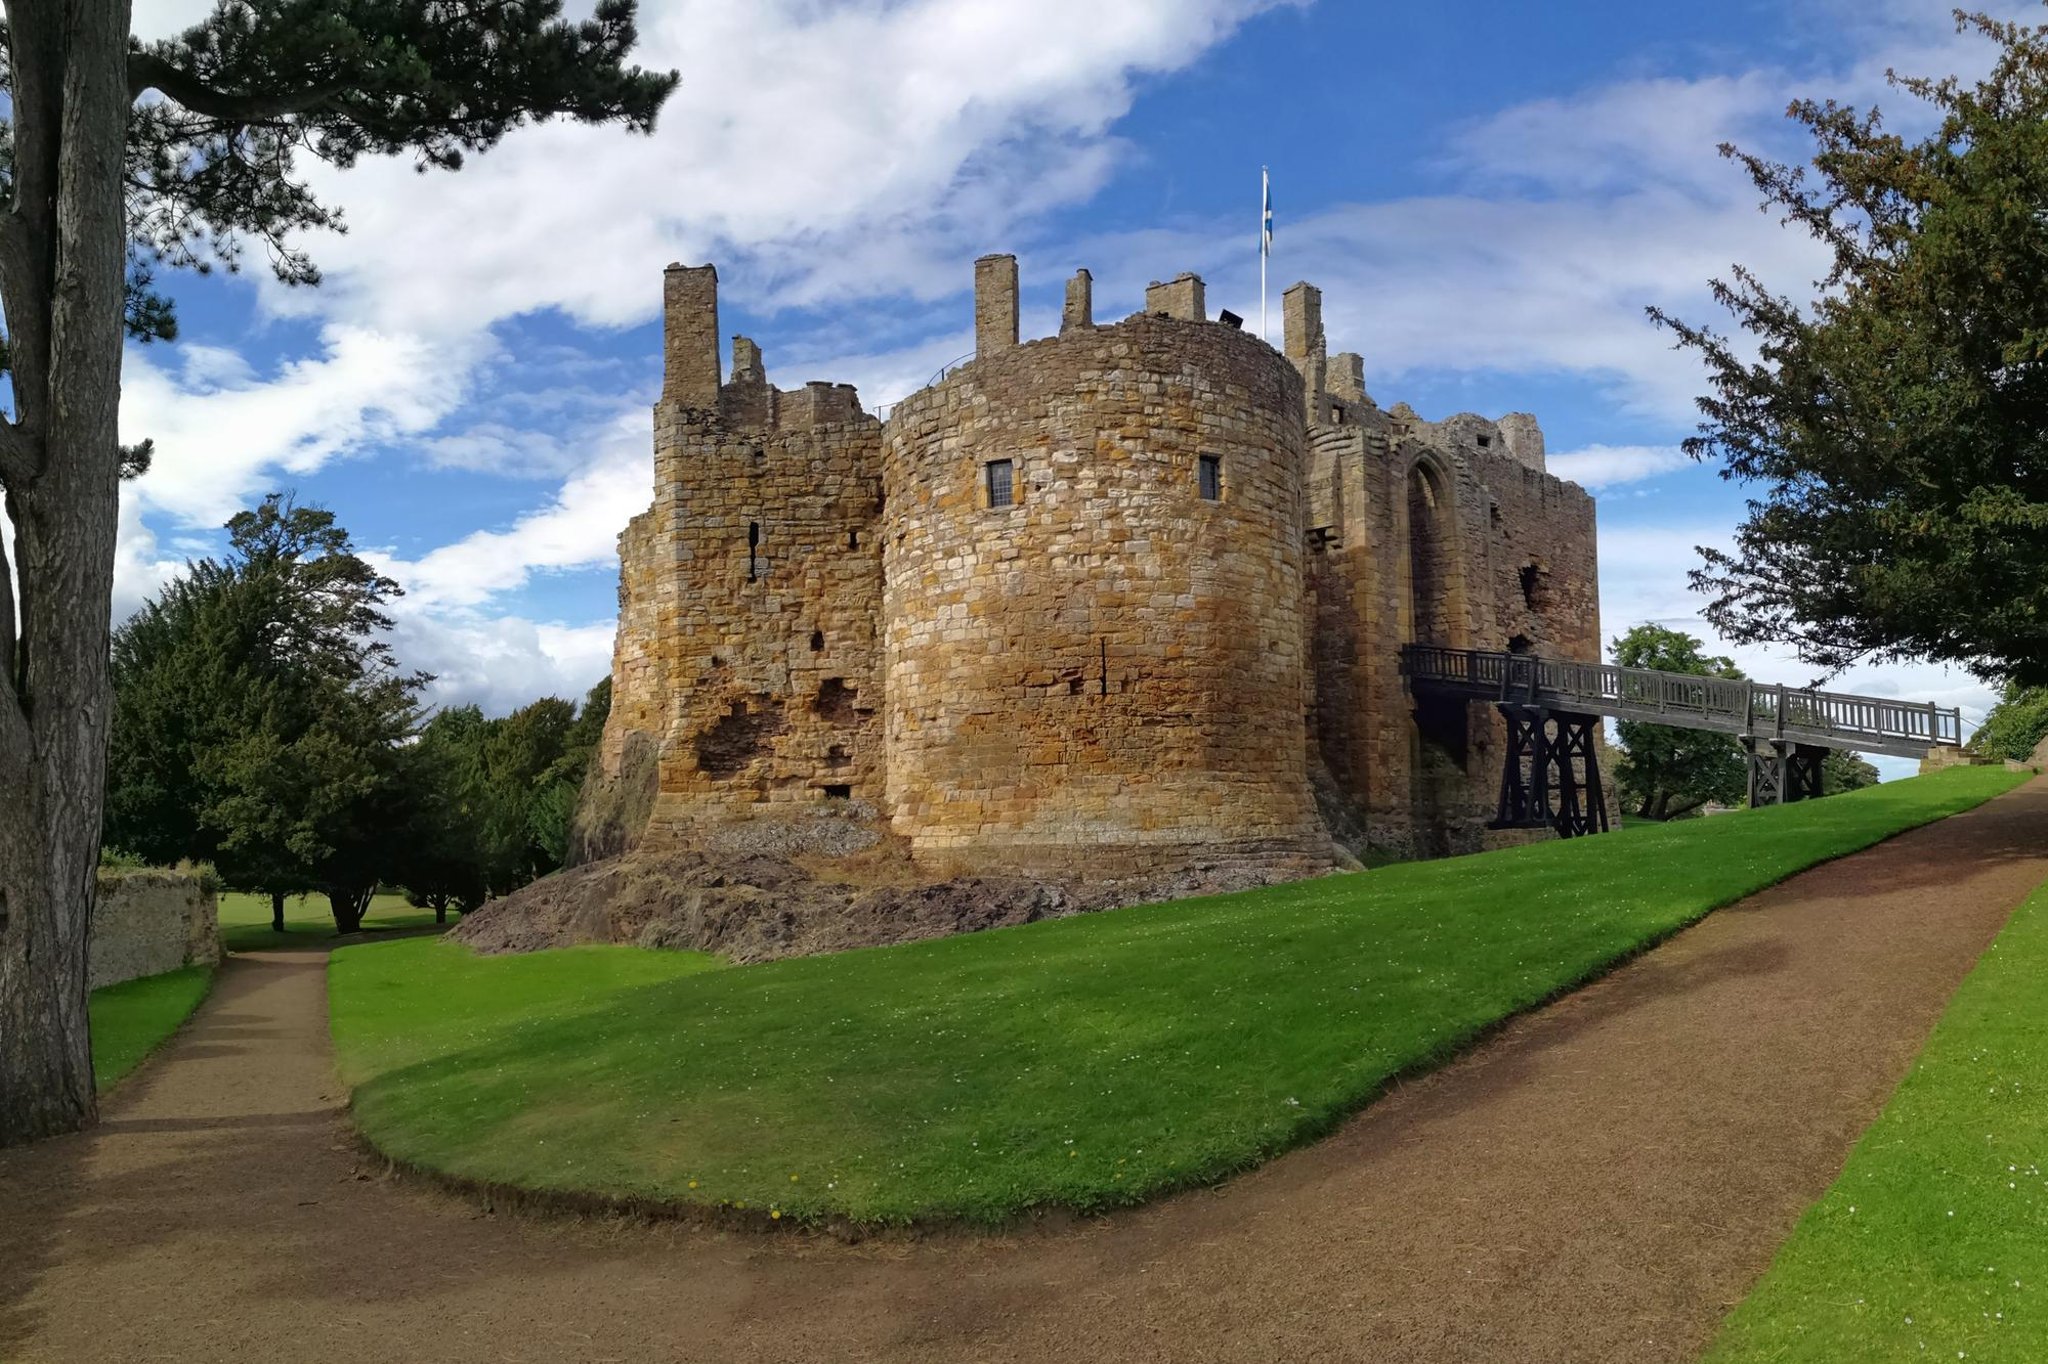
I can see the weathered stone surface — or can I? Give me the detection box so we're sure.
[88,870,219,991]
[974,252,1019,358]
[1920,744,1984,774]
[585,255,1609,879]
[883,305,1320,872]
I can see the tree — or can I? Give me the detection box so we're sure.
[391,705,494,922]
[1967,683,2048,764]
[534,676,610,866]
[107,495,423,934]
[1654,12,2048,687]
[0,1,676,1144]
[391,680,610,915]
[1611,623,1751,821]
[1822,749,1880,795]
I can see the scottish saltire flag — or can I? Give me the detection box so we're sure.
[1262,169,1273,256]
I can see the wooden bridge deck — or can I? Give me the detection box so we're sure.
[1401,646,1963,760]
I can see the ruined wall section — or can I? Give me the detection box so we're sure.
[574,508,669,861]
[1289,280,1605,859]
[580,264,885,860]
[1370,413,1605,857]
[1303,416,1391,850]
[881,310,1325,873]
[635,399,884,844]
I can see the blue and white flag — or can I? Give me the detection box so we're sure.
[1262,169,1273,256]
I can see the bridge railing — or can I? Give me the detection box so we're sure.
[1400,646,1963,753]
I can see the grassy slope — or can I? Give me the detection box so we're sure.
[331,767,2026,1226]
[1706,879,2048,1363]
[90,965,214,1090]
[218,890,439,953]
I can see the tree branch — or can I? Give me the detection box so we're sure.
[127,52,344,122]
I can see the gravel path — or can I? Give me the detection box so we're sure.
[6,779,2047,1364]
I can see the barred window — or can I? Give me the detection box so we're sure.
[1198,454,1222,501]
[986,459,1015,509]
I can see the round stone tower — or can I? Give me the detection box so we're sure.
[880,269,1324,873]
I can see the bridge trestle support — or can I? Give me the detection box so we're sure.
[1490,705,1611,839]
[1744,738,1825,807]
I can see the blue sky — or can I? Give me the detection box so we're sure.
[115,0,2028,771]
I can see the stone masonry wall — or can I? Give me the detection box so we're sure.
[584,267,885,858]
[591,258,1607,876]
[880,309,1326,872]
[88,869,220,992]
[1293,291,1605,860]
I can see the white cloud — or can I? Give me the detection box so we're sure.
[121,325,479,528]
[1550,445,1695,490]
[391,609,617,716]
[250,0,1300,334]
[373,410,652,610]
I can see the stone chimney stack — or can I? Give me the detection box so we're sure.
[975,253,1019,358]
[662,264,722,409]
[1282,281,1324,361]
[1497,412,1547,473]
[1145,272,1206,322]
[1062,269,1094,334]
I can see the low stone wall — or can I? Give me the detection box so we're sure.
[88,870,221,991]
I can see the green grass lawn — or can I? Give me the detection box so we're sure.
[218,889,442,953]
[90,964,214,1090]
[1706,877,2048,1363]
[330,766,2027,1227]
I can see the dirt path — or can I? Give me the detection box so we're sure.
[7,781,2048,1364]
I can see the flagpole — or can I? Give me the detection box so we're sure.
[1259,165,1268,344]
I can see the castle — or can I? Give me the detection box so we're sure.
[578,255,1603,874]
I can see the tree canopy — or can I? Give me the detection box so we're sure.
[1610,623,1751,821]
[1967,683,2048,763]
[394,678,610,920]
[107,495,424,932]
[1654,12,2048,685]
[108,496,615,931]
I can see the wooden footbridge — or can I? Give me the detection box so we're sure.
[1400,645,1966,837]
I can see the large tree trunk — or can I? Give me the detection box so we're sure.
[327,885,373,935]
[0,0,135,1146]
[270,889,286,933]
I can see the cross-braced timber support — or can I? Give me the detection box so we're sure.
[1491,705,1610,838]
[1744,738,1825,807]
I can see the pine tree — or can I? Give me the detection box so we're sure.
[0,0,675,1145]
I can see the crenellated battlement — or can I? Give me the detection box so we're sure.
[585,250,1607,869]
[657,262,878,439]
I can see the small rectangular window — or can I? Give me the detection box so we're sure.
[986,459,1015,509]
[1198,454,1222,501]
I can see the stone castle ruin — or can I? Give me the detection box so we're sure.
[575,255,1603,879]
